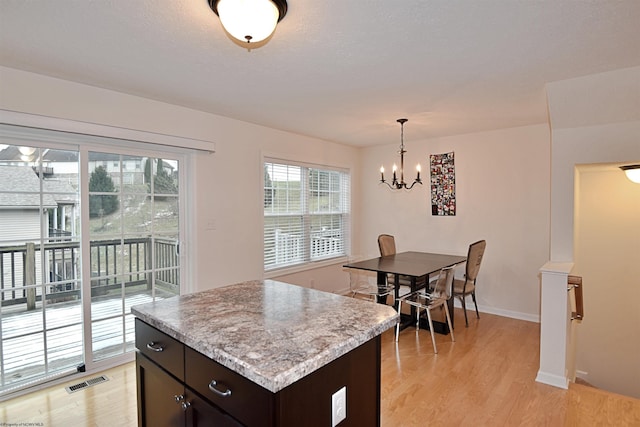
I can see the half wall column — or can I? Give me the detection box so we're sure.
[536,261,573,389]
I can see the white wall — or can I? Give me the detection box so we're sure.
[9,63,636,335]
[0,66,362,294]
[358,124,551,321]
[547,66,640,262]
[0,67,554,321]
[574,167,640,398]
[545,66,640,397]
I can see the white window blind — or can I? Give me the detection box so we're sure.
[264,159,350,271]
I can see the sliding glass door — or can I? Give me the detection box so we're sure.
[87,152,180,362]
[0,131,184,395]
[0,145,83,392]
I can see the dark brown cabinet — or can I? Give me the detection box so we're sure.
[135,319,381,427]
[136,352,186,427]
[136,350,242,427]
[135,319,243,427]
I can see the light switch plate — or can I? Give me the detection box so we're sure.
[331,386,346,426]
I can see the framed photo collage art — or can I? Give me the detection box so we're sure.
[429,152,456,216]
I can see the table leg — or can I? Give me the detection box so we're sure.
[376,271,387,304]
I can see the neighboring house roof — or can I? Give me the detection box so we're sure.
[0,166,61,209]
[89,152,120,161]
[0,146,80,162]
[42,178,78,205]
[44,150,78,162]
[0,145,22,160]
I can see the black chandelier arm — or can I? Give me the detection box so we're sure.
[380,178,422,190]
[404,178,423,190]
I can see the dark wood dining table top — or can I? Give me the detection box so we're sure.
[343,251,467,278]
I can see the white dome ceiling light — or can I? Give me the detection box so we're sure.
[620,164,640,184]
[209,0,288,45]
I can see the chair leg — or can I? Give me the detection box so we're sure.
[416,307,421,330]
[395,301,402,342]
[443,302,455,343]
[471,291,480,319]
[460,295,469,327]
[425,308,437,353]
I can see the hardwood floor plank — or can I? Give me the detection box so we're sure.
[0,363,138,427]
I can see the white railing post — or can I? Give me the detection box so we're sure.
[536,261,573,389]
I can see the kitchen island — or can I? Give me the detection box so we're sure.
[132,279,398,427]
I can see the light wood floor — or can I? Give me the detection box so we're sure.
[2,310,639,426]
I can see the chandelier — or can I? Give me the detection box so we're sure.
[379,119,422,190]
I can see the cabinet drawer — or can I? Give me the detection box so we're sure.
[135,319,184,381]
[185,346,273,427]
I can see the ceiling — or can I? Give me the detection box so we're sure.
[1,1,639,147]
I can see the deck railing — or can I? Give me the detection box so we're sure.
[273,229,344,264]
[0,237,179,309]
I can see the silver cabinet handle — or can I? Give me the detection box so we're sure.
[146,341,164,352]
[174,394,184,403]
[181,401,191,411]
[208,380,232,397]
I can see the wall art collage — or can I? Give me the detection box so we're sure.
[429,152,456,216]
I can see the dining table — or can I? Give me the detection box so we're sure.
[343,251,467,334]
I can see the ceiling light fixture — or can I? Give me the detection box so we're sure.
[620,164,640,184]
[208,0,288,45]
[380,119,422,190]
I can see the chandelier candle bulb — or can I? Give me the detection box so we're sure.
[380,166,385,182]
[416,164,421,181]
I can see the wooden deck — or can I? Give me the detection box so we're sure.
[1,292,159,393]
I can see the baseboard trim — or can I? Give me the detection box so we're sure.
[535,370,569,389]
[336,292,541,323]
[452,300,540,323]
[337,290,540,323]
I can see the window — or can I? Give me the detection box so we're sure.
[264,159,350,271]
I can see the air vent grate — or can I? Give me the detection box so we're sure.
[65,375,109,393]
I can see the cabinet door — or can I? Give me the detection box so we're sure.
[137,353,186,427]
[186,389,244,427]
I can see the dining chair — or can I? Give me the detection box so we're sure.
[452,239,486,327]
[377,234,425,298]
[395,266,456,353]
[348,270,395,303]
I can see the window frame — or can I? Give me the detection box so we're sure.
[263,157,351,275]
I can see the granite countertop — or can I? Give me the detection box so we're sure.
[131,279,398,393]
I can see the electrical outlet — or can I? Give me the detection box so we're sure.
[332,386,346,426]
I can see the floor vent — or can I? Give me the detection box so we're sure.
[65,375,109,393]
